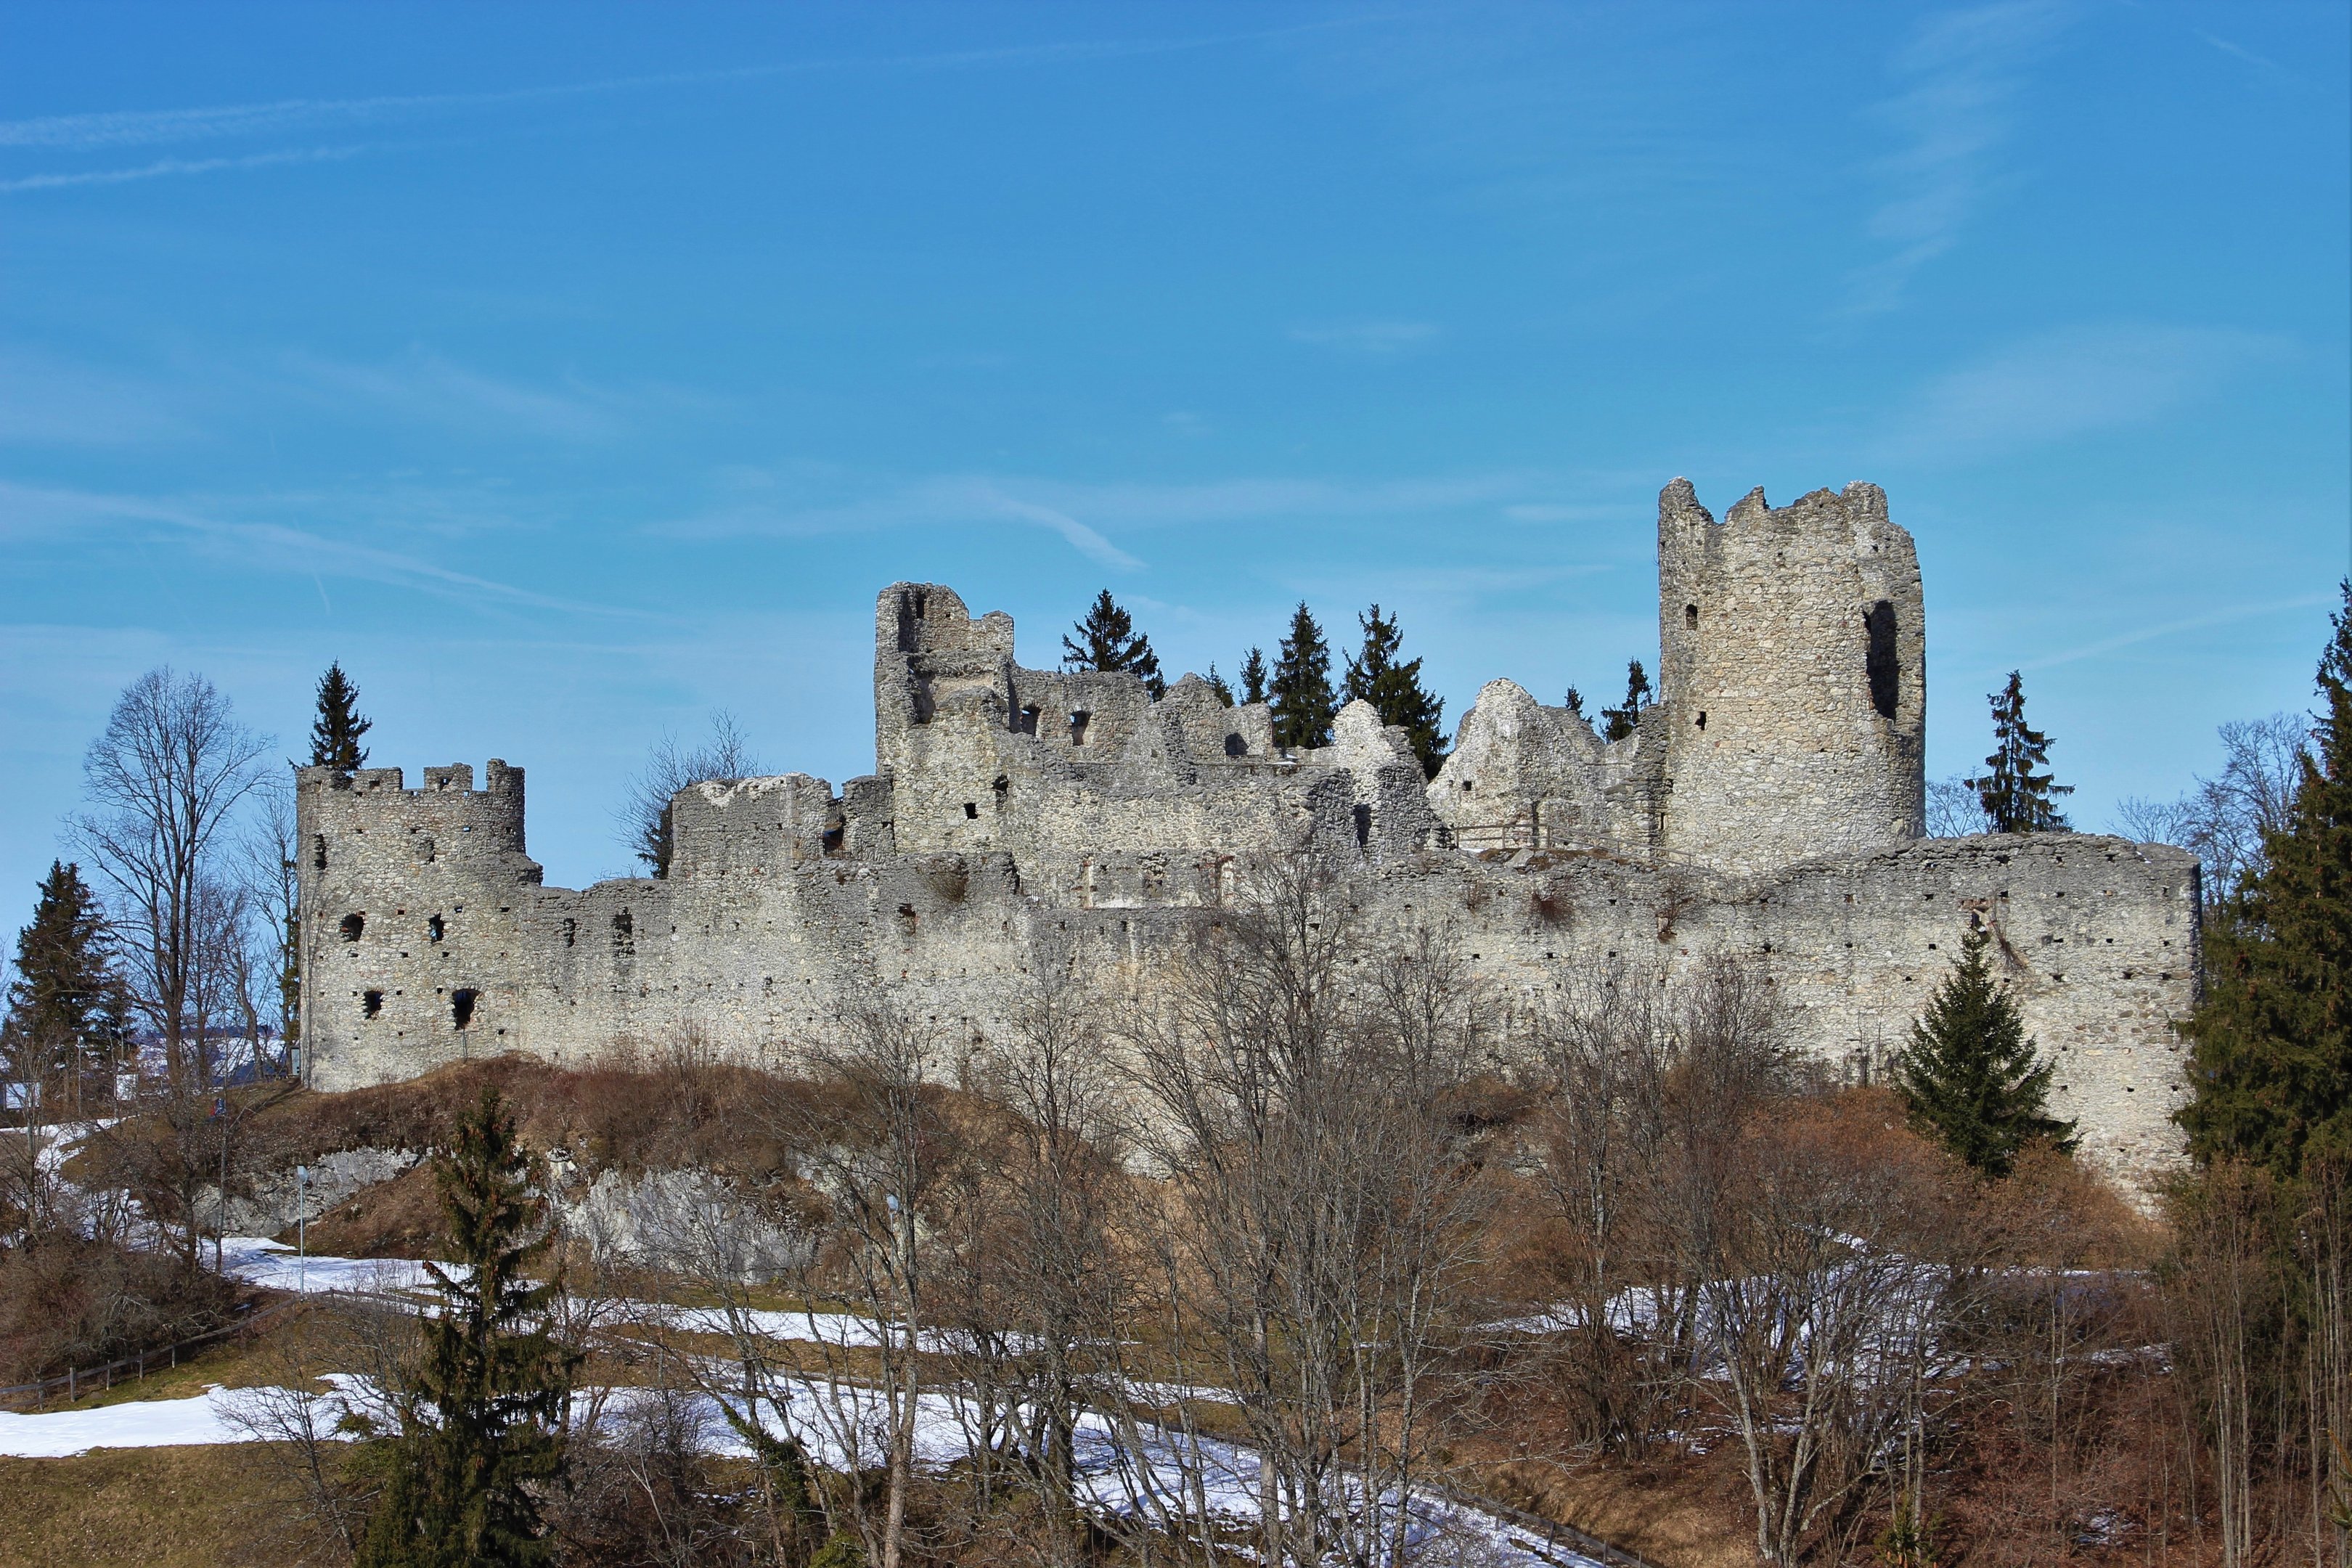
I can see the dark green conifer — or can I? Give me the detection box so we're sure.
[1892,926,2077,1176]
[1343,603,1449,777]
[1061,590,1164,699]
[1598,660,1652,743]
[1967,671,2072,833]
[1204,664,1236,707]
[1238,647,1269,706]
[1563,687,1585,722]
[360,1088,575,1567]
[309,663,372,771]
[1269,603,1338,751]
[2179,585,2352,1177]
[2,862,121,1082]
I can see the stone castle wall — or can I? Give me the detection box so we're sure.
[297,480,2201,1191]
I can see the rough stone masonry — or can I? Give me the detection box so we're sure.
[296,480,2202,1191]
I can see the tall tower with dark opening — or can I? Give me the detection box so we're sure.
[1654,478,1927,873]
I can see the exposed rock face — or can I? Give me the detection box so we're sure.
[297,481,2200,1191]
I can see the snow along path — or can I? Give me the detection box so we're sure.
[0,1372,1604,1568]
[219,1238,1027,1355]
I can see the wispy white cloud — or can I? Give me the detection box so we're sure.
[2194,30,2287,75]
[654,475,1145,568]
[1,91,493,152]
[651,467,1595,570]
[1288,320,1442,356]
[0,341,677,454]
[1993,592,2337,679]
[1502,502,1621,523]
[0,481,643,617]
[278,348,638,441]
[955,482,1143,570]
[685,469,1546,533]
[1877,322,2290,464]
[1850,0,2071,314]
[0,20,1374,189]
[0,142,372,193]
[0,350,200,446]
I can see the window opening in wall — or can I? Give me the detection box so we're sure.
[1686,603,1699,630]
[451,988,478,1030]
[992,774,1008,801]
[1864,600,1900,720]
[313,834,327,870]
[562,918,576,948]
[963,801,979,820]
[1017,705,1040,735]
[428,914,444,944]
[362,989,383,1018]
[1069,711,1090,746]
[1352,804,1372,847]
[1696,711,1707,730]
[340,912,365,942]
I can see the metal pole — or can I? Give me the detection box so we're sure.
[296,1164,309,1295]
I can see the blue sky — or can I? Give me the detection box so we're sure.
[1,1,2345,905]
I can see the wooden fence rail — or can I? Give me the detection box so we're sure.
[0,1297,300,1412]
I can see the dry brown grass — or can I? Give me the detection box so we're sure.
[1484,1451,1757,1568]
[0,1445,286,1568]
[283,1159,444,1259]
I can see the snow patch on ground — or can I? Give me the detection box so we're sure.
[0,1384,259,1457]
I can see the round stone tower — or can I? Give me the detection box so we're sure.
[1655,478,1926,874]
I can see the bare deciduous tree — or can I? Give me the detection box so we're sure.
[71,667,270,1079]
[761,997,957,1568]
[1927,775,1993,838]
[939,936,1137,1561]
[235,777,303,1071]
[2115,712,2308,909]
[621,711,762,877]
[1127,849,1494,1568]
[1521,955,1689,1454]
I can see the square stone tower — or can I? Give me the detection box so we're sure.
[1655,479,1927,873]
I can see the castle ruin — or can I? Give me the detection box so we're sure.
[296,480,2202,1189]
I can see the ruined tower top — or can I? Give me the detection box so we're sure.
[1654,478,1927,872]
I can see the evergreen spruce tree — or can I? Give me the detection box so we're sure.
[2179,584,2352,1177]
[360,1088,575,1568]
[309,662,373,771]
[1563,687,1585,722]
[1204,664,1236,707]
[1343,603,1449,777]
[1269,603,1339,751]
[1598,660,1653,743]
[1238,647,1269,706]
[1893,926,2077,1175]
[1061,589,1165,699]
[1967,671,2073,832]
[2,862,121,1082]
